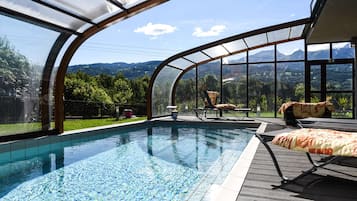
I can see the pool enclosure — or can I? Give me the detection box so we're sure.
[148,0,357,120]
[0,0,356,141]
[0,0,167,140]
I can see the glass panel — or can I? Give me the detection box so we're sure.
[289,24,305,38]
[118,0,146,9]
[0,0,85,31]
[277,40,304,61]
[222,64,247,107]
[248,63,274,117]
[223,52,246,64]
[184,52,210,63]
[169,58,194,70]
[197,61,221,108]
[0,15,59,136]
[277,62,305,117]
[248,45,274,62]
[332,42,355,59]
[327,93,353,118]
[244,33,267,48]
[308,44,330,60]
[311,92,321,102]
[222,39,247,53]
[202,45,229,58]
[175,68,196,115]
[43,0,121,20]
[267,28,290,43]
[310,65,321,91]
[152,66,181,117]
[326,63,353,91]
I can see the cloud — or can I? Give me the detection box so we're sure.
[134,23,177,38]
[192,25,226,37]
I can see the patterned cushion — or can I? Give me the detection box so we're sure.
[278,101,334,119]
[272,128,357,157]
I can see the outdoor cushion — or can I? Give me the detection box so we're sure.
[278,101,334,119]
[272,128,357,157]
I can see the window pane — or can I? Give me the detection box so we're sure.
[152,66,181,117]
[184,52,210,63]
[248,63,274,117]
[43,0,121,21]
[327,63,353,91]
[290,25,305,38]
[223,52,246,64]
[0,15,59,136]
[198,61,220,108]
[175,68,196,115]
[222,64,247,107]
[277,62,305,117]
[169,58,194,70]
[327,93,353,118]
[310,65,321,91]
[308,44,330,60]
[0,0,85,31]
[244,33,267,48]
[248,45,274,62]
[332,42,355,59]
[277,40,304,61]
[267,28,290,43]
[202,45,229,58]
[222,39,247,53]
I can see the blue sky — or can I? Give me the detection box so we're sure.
[1,0,312,65]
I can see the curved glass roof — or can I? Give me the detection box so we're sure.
[0,0,164,34]
[161,18,310,72]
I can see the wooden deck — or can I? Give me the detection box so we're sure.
[237,136,357,200]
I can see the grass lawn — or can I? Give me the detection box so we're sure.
[63,117,146,131]
[0,117,147,137]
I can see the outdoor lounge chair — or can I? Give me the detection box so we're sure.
[255,126,357,184]
[278,101,334,126]
[195,90,251,119]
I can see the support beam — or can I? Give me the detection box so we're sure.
[352,37,357,119]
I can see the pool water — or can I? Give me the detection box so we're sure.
[0,124,254,201]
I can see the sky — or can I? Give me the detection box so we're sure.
[1,0,312,65]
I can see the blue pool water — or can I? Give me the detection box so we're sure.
[0,124,254,201]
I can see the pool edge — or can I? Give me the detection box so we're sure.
[207,122,268,201]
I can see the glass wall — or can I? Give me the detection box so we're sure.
[248,63,275,117]
[156,39,355,119]
[197,60,221,108]
[175,68,196,115]
[222,64,247,107]
[152,66,181,117]
[276,40,305,116]
[0,15,59,136]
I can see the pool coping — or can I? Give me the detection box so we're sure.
[205,122,268,201]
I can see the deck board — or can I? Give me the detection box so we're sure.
[236,140,357,201]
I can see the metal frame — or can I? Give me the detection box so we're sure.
[255,131,341,184]
[54,0,168,133]
[40,33,71,131]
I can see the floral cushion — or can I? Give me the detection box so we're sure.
[272,128,357,157]
[278,101,334,119]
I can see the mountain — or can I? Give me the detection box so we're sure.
[67,45,354,79]
[67,60,161,79]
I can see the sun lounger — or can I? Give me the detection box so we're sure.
[255,127,357,184]
[194,90,251,119]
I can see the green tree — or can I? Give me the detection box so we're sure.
[112,77,133,105]
[0,37,31,96]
